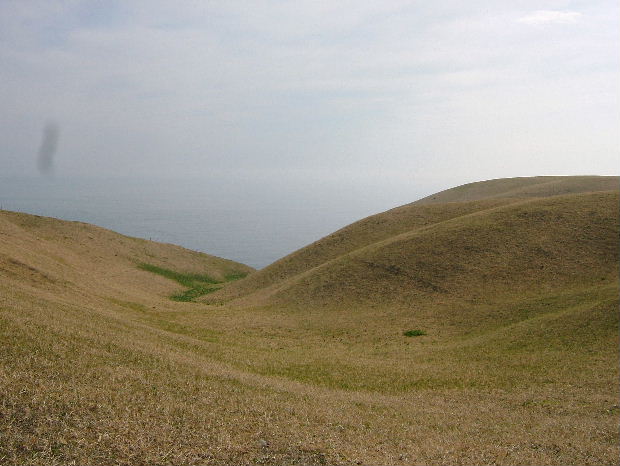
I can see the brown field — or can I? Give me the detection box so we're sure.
[1,175,618,465]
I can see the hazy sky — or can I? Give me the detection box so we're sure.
[1,0,618,190]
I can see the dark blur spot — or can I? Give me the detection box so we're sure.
[37,121,60,174]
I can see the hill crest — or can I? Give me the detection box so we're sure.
[207,176,619,308]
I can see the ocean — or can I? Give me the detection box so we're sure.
[0,175,428,269]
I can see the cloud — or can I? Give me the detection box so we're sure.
[0,1,618,182]
[518,10,582,25]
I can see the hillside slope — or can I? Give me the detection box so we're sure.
[241,192,618,308]
[0,210,254,302]
[209,176,619,307]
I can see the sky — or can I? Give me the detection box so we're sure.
[1,0,618,193]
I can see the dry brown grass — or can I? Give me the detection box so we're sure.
[415,175,619,204]
[211,178,618,308]
[1,176,618,465]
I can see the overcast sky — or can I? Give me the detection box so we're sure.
[1,0,618,190]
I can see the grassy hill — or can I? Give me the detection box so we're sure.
[209,175,618,307]
[0,210,254,302]
[1,176,618,465]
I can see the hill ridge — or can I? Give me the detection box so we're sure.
[415,175,618,204]
[210,179,619,306]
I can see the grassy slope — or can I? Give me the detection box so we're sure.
[210,176,618,306]
[211,198,513,303]
[0,210,254,301]
[1,177,619,465]
[242,192,618,308]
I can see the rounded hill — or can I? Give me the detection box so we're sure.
[207,176,619,308]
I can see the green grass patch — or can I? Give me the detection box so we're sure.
[403,329,426,337]
[224,271,249,281]
[137,263,220,287]
[171,285,221,302]
[138,263,246,302]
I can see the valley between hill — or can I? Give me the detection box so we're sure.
[1,175,618,465]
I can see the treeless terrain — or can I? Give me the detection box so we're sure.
[1,176,618,465]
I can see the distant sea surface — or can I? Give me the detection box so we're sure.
[0,176,428,269]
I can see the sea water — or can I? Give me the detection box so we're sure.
[0,175,429,269]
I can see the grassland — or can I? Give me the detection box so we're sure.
[0,176,618,465]
[137,263,247,301]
